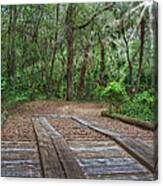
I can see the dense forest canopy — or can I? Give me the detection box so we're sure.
[1,1,157,121]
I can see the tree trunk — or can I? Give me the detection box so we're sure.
[66,5,75,101]
[136,18,145,92]
[128,49,133,85]
[122,23,133,85]
[10,6,17,80]
[65,5,110,100]
[7,6,12,82]
[7,6,17,84]
[77,42,91,98]
[49,5,59,82]
[30,8,43,99]
[99,39,105,86]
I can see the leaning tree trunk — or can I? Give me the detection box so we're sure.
[65,5,75,101]
[77,42,91,98]
[135,18,145,93]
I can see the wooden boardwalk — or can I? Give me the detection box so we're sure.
[1,114,157,180]
[1,141,42,177]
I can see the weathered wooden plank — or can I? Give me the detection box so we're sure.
[1,141,37,148]
[1,159,40,165]
[70,146,120,152]
[52,136,84,179]
[82,164,148,176]
[74,152,127,159]
[33,114,72,120]
[116,136,156,173]
[70,146,126,158]
[1,148,37,153]
[101,111,157,131]
[72,116,156,173]
[1,150,39,161]
[72,116,121,138]
[1,140,43,178]
[78,157,136,167]
[33,118,66,178]
[68,138,129,159]
[78,158,149,176]
[89,172,155,180]
[1,162,42,178]
[51,114,72,119]
[67,140,117,148]
[38,117,84,179]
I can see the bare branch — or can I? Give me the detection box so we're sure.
[129,5,147,41]
[114,1,146,28]
[74,4,113,30]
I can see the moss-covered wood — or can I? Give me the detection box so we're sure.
[101,111,157,131]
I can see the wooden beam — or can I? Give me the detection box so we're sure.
[33,118,66,178]
[38,117,84,179]
[72,116,157,173]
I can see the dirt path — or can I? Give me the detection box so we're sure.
[2,100,154,142]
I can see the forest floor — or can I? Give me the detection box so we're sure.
[2,100,154,143]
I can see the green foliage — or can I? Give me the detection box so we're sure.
[101,81,126,98]
[95,81,128,112]
[135,90,155,106]
[98,83,156,121]
[95,84,105,100]
[1,77,7,93]
[1,2,157,123]
[120,90,156,121]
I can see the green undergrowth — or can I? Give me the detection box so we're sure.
[96,81,157,122]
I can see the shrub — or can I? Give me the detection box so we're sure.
[121,90,156,121]
[96,81,128,112]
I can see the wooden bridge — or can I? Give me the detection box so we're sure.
[1,114,158,180]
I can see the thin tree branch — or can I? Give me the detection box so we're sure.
[74,4,113,30]
[121,1,146,24]
[129,5,147,41]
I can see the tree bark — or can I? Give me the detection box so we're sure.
[49,5,59,82]
[77,42,91,98]
[10,6,17,80]
[122,23,133,85]
[66,5,75,101]
[99,39,105,86]
[7,6,17,84]
[65,4,111,100]
[136,18,145,92]
[30,8,44,99]
[7,6,12,82]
